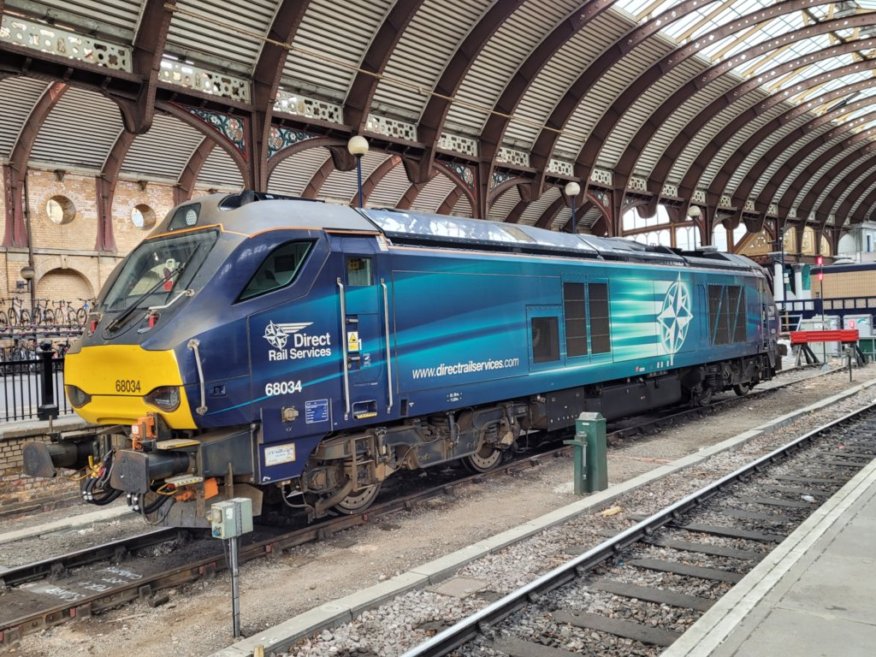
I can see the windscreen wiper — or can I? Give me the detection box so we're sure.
[105,266,185,333]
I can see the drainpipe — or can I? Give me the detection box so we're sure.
[22,173,36,312]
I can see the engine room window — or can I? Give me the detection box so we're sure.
[531,316,560,363]
[346,257,373,286]
[563,283,588,357]
[708,284,746,344]
[589,283,611,354]
[730,286,747,342]
[239,241,313,301]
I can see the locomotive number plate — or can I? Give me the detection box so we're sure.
[115,379,142,393]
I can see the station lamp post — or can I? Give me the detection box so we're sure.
[564,180,581,234]
[347,135,369,209]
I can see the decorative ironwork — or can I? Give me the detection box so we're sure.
[439,161,475,189]
[662,183,679,198]
[274,90,342,124]
[547,159,574,177]
[491,170,515,189]
[268,126,315,158]
[160,58,250,103]
[187,108,247,156]
[628,177,648,192]
[1,15,132,72]
[366,114,417,142]
[496,147,530,168]
[590,168,612,186]
[438,133,478,157]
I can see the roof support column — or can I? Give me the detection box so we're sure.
[475,159,491,219]
[94,176,117,252]
[2,164,27,248]
[113,0,174,134]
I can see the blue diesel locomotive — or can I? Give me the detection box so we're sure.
[24,192,780,526]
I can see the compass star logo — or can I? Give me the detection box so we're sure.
[263,321,312,350]
[658,277,693,355]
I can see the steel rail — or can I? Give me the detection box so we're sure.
[0,364,831,589]
[0,365,842,645]
[0,527,178,588]
[400,401,876,657]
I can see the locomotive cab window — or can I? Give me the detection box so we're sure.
[346,257,373,286]
[238,241,313,301]
[103,229,218,312]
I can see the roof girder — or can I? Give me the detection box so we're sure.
[845,170,876,221]
[676,48,876,209]
[4,81,66,247]
[535,194,566,229]
[645,33,876,203]
[577,0,838,187]
[528,0,709,191]
[249,0,311,191]
[751,77,876,212]
[818,155,876,223]
[726,84,876,208]
[612,9,876,197]
[437,187,464,215]
[475,1,616,214]
[412,0,525,185]
[114,0,174,134]
[774,118,876,218]
[351,154,401,207]
[176,137,217,204]
[802,145,876,224]
[344,0,423,133]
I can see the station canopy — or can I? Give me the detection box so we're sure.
[2,1,876,249]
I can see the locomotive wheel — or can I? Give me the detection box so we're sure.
[462,442,503,473]
[333,483,382,514]
[691,384,713,407]
[733,381,752,396]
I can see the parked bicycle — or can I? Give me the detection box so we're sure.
[31,298,55,327]
[0,297,30,327]
[52,299,85,327]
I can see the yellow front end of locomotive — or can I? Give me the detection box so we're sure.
[65,345,197,429]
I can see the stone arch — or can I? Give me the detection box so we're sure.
[35,268,94,305]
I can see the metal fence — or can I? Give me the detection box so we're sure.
[1,350,71,422]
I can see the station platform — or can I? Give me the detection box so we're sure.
[664,453,876,657]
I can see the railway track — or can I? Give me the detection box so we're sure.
[399,404,876,657]
[0,365,848,647]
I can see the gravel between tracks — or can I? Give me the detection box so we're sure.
[3,363,875,657]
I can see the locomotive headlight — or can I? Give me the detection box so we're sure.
[66,385,92,408]
[144,386,181,412]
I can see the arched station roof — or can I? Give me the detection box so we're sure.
[2,0,876,253]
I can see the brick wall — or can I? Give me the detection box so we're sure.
[0,434,79,515]
[822,270,876,298]
[0,169,181,510]
[113,179,175,253]
[0,169,182,304]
